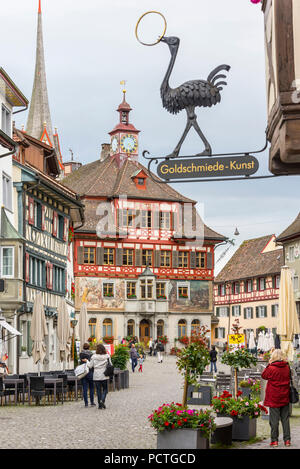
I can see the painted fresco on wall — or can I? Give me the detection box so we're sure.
[75,277,125,310]
[168,280,211,312]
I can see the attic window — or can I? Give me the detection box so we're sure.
[138,178,145,185]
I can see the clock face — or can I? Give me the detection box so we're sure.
[111,136,118,153]
[120,134,138,154]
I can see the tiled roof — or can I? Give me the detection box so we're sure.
[215,235,284,283]
[62,156,195,203]
[277,213,300,242]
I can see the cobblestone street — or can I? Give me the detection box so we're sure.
[1,355,300,450]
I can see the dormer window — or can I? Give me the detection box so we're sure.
[138,178,145,186]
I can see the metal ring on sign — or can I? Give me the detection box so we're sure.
[135,11,167,46]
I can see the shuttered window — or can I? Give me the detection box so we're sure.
[196,252,206,268]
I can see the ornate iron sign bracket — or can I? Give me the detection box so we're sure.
[142,136,285,184]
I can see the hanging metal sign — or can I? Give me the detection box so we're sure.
[157,154,259,180]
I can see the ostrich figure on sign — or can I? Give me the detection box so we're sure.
[160,36,230,157]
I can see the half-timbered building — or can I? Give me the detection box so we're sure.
[213,234,284,349]
[63,92,225,349]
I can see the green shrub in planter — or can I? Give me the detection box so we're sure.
[111,344,130,370]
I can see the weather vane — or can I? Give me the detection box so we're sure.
[135,10,230,158]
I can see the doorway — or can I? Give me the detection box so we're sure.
[139,319,150,346]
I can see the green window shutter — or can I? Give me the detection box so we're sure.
[237,283,240,294]
[239,305,241,316]
[244,308,247,320]
[256,306,259,318]
[215,328,219,339]
[251,308,253,319]
[272,276,276,289]
[227,307,230,317]
[190,252,196,269]
[216,307,220,317]
[271,305,275,317]
[135,249,142,267]
[264,306,268,318]
[115,248,123,266]
[232,284,234,295]
[264,278,266,290]
[207,252,213,270]
[77,246,84,265]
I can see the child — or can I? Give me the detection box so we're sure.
[138,354,144,373]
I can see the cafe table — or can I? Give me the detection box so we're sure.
[3,378,25,405]
[66,375,79,400]
[44,377,64,405]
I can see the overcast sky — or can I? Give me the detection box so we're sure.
[2,0,299,273]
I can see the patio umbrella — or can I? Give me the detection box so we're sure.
[30,292,48,365]
[79,301,89,348]
[57,297,72,367]
[269,331,275,350]
[248,330,256,351]
[278,266,300,361]
[257,331,264,351]
[263,331,271,352]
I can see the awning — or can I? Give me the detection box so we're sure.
[0,319,22,336]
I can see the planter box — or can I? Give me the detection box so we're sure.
[239,388,251,399]
[187,385,212,405]
[157,429,209,449]
[124,369,129,388]
[230,416,257,441]
[211,417,233,446]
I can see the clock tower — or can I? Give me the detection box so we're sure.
[109,90,140,166]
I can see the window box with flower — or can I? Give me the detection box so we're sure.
[103,336,114,344]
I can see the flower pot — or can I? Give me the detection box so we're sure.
[157,428,209,449]
[187,385,212,405]
[124,369,129,388]
[239,387,251,399]
[230,415,257,441]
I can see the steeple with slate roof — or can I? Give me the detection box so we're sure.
[26,0,53,148]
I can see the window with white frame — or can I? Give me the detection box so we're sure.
[289,246,295,262]
[1,246,14,278]
[232,305,241,317]
[219,307,229,317]
[244,307,253,319]
[293,276,299,291]
[178,282,190,299]
[257,306,267,318]
[215,328,225,339]
[272,304,279,317]
[2,172,12,211]
[1,104,11,136]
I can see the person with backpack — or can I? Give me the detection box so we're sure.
[79,342,95,408]
[209,346,218,374]
[87,343,112,409]
[156,340,165,363]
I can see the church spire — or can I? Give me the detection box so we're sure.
[26,0,53,146]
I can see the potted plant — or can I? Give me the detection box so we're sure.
[239,380,252,398]
[149,402,216,449]
[210,390,268,440]
[178,336,189,346]
[221,320,257,398]
[158,335,168,345]
[111,344,130,388]
[21,346,27,357]
[170,347,181,356]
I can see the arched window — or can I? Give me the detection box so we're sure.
[127,319,135,337]
[157,320,164,337]
[191,319,200,334]
[88,318,97,338]
[178,319,187,338]
[103,318,113,337]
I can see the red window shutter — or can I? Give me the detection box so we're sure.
[52,211,58,237]
[63,217,69,242]
[25,253,30,283]
[41,205,46,230]
[28,197,35,225]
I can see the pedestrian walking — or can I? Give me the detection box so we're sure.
[149,337,153,356]
[209,346,218,374]
[79,342,95,408]
[87,343,111,409]
[130,343,138,372]
[156,340,164,363]
[261,349,291,447]
[138,354,144,372]
[153,339,158,357]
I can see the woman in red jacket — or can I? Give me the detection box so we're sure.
[261,349,291,447]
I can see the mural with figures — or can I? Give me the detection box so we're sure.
[76,278,125,310]
[168,280,211,312]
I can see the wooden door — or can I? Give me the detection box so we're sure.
[139,320,150,346]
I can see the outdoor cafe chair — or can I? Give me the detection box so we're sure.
[28,376,49,405]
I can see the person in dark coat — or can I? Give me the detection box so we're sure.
[209,346,218,373]
[80,342,95,407]
[130,344,138,372]
[261,349,291,447]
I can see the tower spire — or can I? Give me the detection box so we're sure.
[26,1,53,146]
